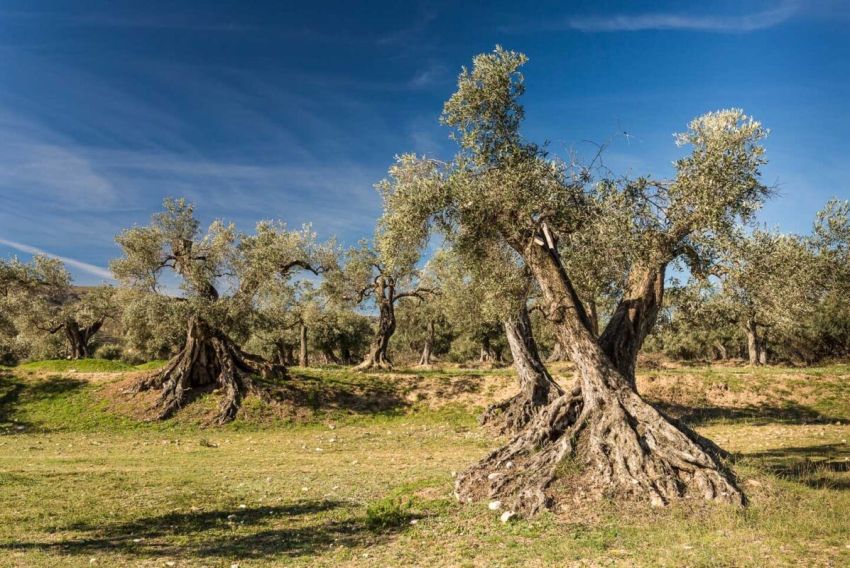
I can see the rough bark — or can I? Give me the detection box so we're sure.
[61,318,104,359]
[745,320,761,366]
[597,265,666,387]
[417,320,436,367]
[298,323,309,367]
[546,339,569,362]
[456,239,743,516]
[713,342,728,361]
[130,316,287,424]
[356,297,395,370]
[481,303,565,435]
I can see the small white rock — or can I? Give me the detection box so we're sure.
[488,500,502,510]
[500,511,515,523]
[238,504,247,509]
[487,472,501,480]
[409,519,418,525]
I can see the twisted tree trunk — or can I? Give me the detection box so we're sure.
[62,318,104,359]
[130,316,287,424]
[481,303,564,435]
[597,265,666,387]
[418,320,436,367]
[456,240,742,517]
[356,298,395,370]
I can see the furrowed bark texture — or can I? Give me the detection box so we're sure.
[356,295,395,370]
[456,240,743,517]
[481,303,564,436]
[130,316,287,424]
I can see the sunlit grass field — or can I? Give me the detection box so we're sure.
[1,361,849,566]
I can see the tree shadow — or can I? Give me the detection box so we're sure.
[745,443,850,491]
[261,373,410,415]
[0,500,413,561]
[652,400,844,427]
[0,372,87,433]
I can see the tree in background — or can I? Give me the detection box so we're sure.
[332,241,432,370]
[378,47,772,514]
[3,256,116,360]
[112,199,334,423]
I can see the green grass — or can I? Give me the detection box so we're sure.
[17,359,136,373]
[1,363,849,566]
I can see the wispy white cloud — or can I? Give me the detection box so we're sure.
[0,238,114,280]
[527,1,799,33]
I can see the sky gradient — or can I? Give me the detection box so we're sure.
[1,0,848,284]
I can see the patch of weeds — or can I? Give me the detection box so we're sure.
[365,496,415,531]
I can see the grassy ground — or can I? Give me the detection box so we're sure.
[1,361,849,567]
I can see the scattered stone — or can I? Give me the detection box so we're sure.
[409,519,418,525]
[488,500,502,510]
[487,472,501,480]
[500,511,515,523]
[746,479,763,487]
[238,504,246,509]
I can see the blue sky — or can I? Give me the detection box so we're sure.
[1,0,848,285]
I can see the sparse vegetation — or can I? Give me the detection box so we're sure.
[1,362,850,566]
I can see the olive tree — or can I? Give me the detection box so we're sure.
[332,240,432,370]
[112,198,333,423]
[377,47,773,515]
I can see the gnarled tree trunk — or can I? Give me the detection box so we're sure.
[597,265,666,387]
[356,298,395,370]
[745,319,761,366]
[130,316,286,424]
[481,303,564,436]
[62,318,104,359]
[418,320,436,367]
[456,241,742,517]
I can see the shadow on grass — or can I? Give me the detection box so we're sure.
[653,400,845,427]
[260,372,410,415]
[1,500,413,560]
[0,372,87,433]
[746,443,850,491]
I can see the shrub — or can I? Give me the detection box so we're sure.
[94,343,123,361]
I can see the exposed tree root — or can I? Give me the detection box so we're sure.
[457,385,743,517]
[129,317,286,424]
[479,383,563,437]
[354,353,393,371]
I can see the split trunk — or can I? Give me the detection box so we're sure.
[456,241,743,516]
